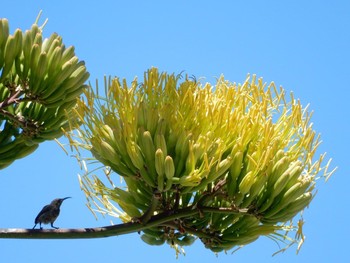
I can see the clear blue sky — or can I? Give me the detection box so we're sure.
[1,1,349,262]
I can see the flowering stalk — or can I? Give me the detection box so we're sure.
[67,67,335,255]
[0,15,89,169]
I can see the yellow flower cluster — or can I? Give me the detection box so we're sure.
[68,67,334,254]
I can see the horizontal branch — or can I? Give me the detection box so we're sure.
[0,206,199,239]
[0,205,252,239]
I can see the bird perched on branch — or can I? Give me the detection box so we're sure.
[32,197,71,229]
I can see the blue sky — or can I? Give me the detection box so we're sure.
[1,1,349,262]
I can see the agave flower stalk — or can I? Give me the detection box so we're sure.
[67,67,335,255]
[0,14,89,169]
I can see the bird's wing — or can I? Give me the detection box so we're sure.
[34,204,51,223]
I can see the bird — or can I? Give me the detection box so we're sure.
[32,197,71,229]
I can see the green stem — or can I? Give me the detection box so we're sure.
[201,206,249,215]
[0,205,253,239]
[0,206,198,239]
[162,221,217,241]
[138,191,162,224]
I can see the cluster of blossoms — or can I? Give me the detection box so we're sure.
[67,68,334,254]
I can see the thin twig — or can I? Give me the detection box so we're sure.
[0,89,24,109]
[0,109,39,136]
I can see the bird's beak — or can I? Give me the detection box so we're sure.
[62,197,71,201]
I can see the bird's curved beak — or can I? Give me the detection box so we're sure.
[62,197,71,201]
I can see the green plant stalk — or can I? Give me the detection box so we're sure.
[0,205,252,239]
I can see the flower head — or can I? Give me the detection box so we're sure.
[68,67,335,254]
